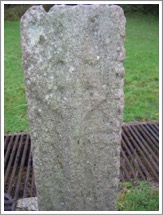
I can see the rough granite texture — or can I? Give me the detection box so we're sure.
[16,197,38,211]
[21,4,126,211]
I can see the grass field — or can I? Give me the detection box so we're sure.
[124,15,159,122]
[117,181,159,211]
[4,14,159,134]
[4,21,28,133]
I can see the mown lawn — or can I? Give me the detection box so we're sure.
[4,14,159,134]
[124,14,159,122]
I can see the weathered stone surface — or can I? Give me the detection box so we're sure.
[16,197,38,211]
[21,4,125,211]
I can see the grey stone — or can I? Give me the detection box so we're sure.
[16,197,38,211]
[21,4,126,211]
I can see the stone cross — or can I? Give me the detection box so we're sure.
[21,4,126,211]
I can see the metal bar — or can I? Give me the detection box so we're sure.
[153,123,159,130]
[129,126,159,173]
[149,123,159,135]
[23,135,32,198]
[7,135,23,195]
[122,131,147,180]
[123,127,150,178]
[120,161,131,182]
[132,125,158,164]
[121,137,144,178]
[121,147,136,178]
[145,124,159,142]
[121,138,144,180]
[127,126,159,180]
[138,124,159,152]
[4,135,20,186]
[4,135,10,151]
[14,134,29,200]
[4,135,15,169]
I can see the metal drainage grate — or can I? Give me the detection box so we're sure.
[4,122,159,211]
[4,133,37,211]
[120,122,159,182]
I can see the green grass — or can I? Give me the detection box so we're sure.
[4,21,29,133]
[4,14,159,133]
[124,14,159,122]
[117,181,159,211]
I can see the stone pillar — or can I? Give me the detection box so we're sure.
[21,4,125,211]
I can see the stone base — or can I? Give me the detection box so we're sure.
[16,197,38,211]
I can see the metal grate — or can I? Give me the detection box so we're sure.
[120,122,159,182]
[4,133,37,211]
[4,122,159,211]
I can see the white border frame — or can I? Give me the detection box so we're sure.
[1,1,162,214]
